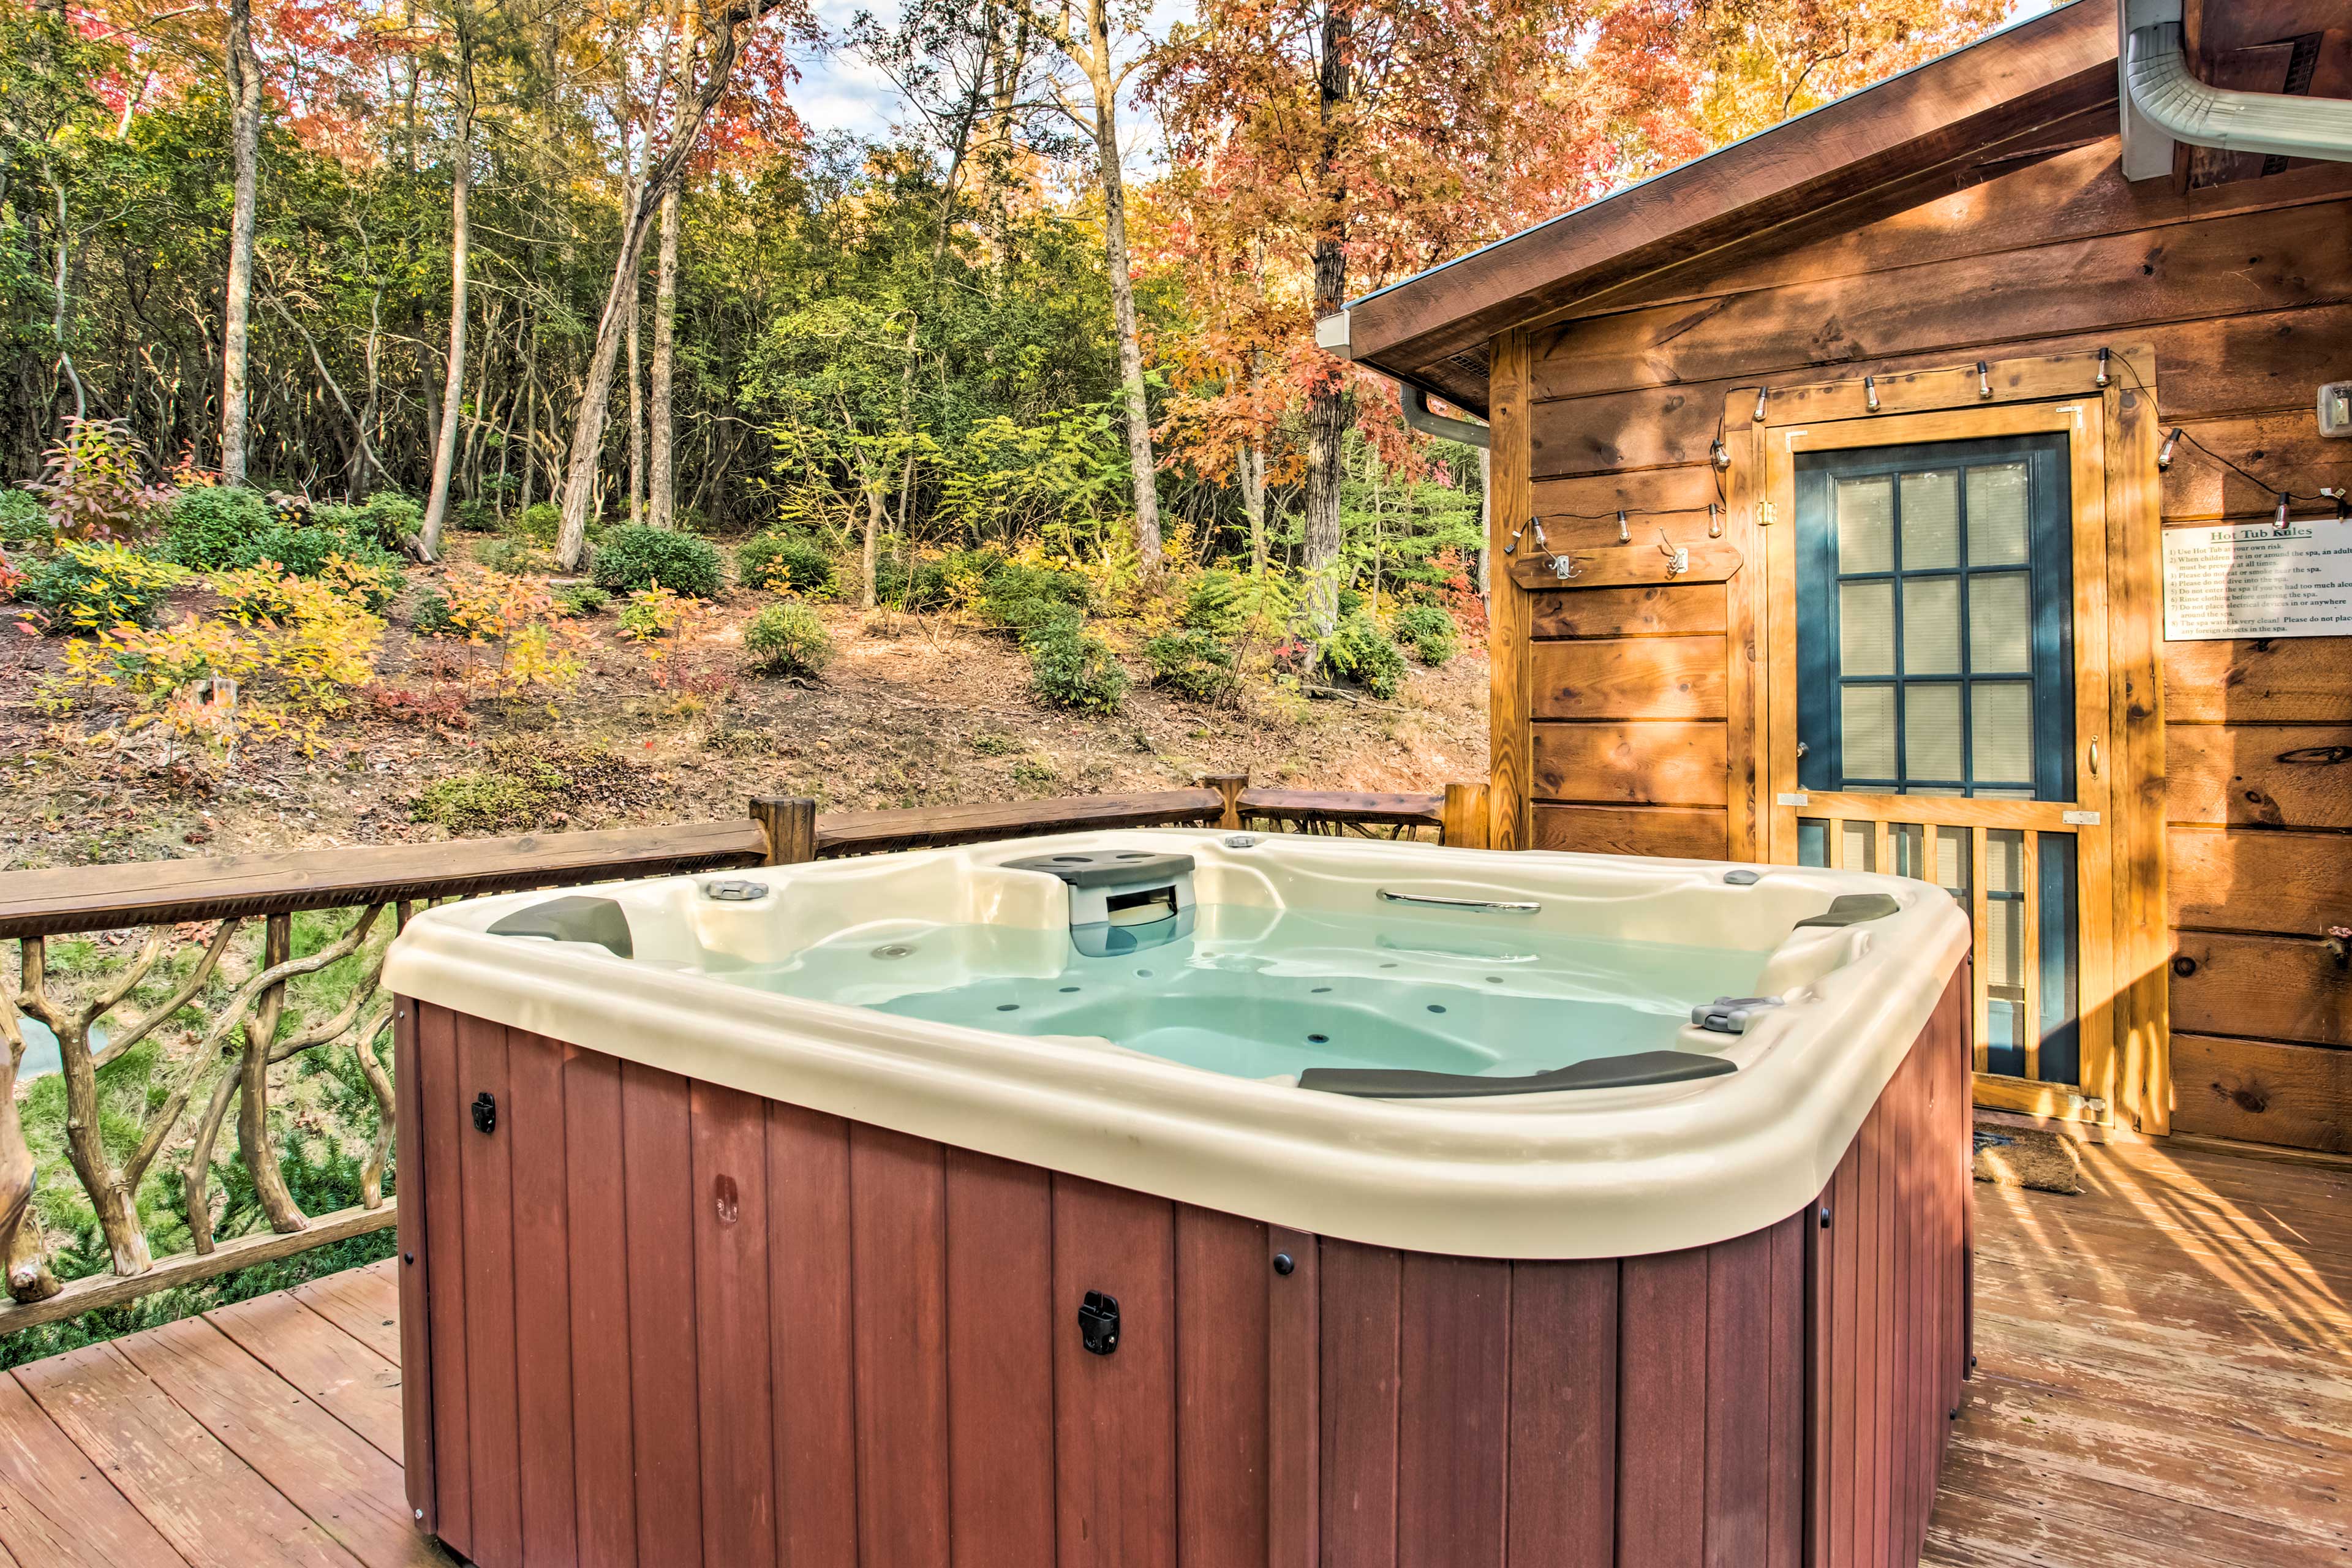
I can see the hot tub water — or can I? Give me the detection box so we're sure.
[715,904,1768,1083]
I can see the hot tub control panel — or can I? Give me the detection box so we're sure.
[1001,848,1197,957]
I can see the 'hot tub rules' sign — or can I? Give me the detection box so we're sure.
[2162,518,2352,641]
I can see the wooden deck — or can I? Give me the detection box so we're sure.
[0,1139,2340,1567]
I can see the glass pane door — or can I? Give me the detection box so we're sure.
[1773,425,2108,1111]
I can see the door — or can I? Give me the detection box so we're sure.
[1762,402,2116,1122]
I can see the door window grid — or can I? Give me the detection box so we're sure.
[1826,462,2036,796]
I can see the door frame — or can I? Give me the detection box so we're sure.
[1719,348,2170,1133]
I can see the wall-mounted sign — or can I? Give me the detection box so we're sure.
[2162,518,2352,641]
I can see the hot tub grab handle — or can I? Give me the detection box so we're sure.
[1375,889,1541,914]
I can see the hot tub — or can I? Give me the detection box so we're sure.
[383,830,1973,1568]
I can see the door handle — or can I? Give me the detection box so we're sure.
[2087,739,2100,775]
[1795,740,1809,759]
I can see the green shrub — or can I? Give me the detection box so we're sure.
[474,537,545,575]
[161,486,275,570]
[1321,611,1406,699]
[411,591,458,636]
[514,502,563,544]
[592,524,724,596]
[557,583,609,617]
[1027,623,1127,714]
[412,761,565,834]
[1182,568,1296,641]
[352,492,423,549]
[1142,628,1235,702]
[454,498,501,533]
[744,601,835,677]
[993,595,1084,643]
[236,524,407,611]
[738,531,839,597]
[899,547,1005,611]
[1391,604,1458,666]
[0,488,49,548]
[16,541,184,632]
[982,562,1089,619]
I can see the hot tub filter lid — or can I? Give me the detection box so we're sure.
[1002,849,1197,889]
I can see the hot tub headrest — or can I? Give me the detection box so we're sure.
[1001,850,1197,889]
[1298,1049,1736,1099]
[1793,892,1902,930]
[486,895,634,958]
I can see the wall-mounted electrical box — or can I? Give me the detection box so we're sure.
[2322,381,2352,439]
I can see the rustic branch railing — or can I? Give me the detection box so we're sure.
[0,777,1488,1334]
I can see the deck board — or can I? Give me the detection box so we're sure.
[1922,1140,2352,1567]
[290,1262,404,1364]
[0,1139,2339,1568]
[205,1292,407,1463]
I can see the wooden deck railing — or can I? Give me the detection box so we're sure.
[0,777,1487,1333]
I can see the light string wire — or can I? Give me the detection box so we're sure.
[1497,353,2348,557]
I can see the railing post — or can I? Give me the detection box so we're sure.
[1201,773,1248,831]
[752,796,818,865]
[1441,782,1492,850]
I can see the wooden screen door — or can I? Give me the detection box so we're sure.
[1762,401,2116,1123]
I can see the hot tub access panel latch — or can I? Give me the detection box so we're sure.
[470,1092,497,1135]
[1078,1291,1120,1355]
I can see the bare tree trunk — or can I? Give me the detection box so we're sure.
[647,187,683,528]
[1300,0,1352,637]
[1240,443,1267,576]
[557,0,773,571]
[418,34,475,560]
[1087,55,1161,581]
[862,480,884,608]
[626,287,645,522]
[219,0,263,487]
[647,0,695,530]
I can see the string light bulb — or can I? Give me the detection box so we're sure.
[2157,428,2181,470]
[1753,387,1769,423]
[1863,375,1880,413]
[1976,361,1993,400]
[1616,510,1630,544]
[1710,439,1731,470]
[1707,503,1722,538]
[1531,519,1549,552]
[2275,492,2293,533]
[2095,347,2111,388]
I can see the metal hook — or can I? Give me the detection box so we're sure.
[1657,530,1689,578]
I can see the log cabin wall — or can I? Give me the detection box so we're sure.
[1490,128,2352,1153]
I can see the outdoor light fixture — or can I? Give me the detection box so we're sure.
[1754,387,1769,422]
[1977,361,1993,400]
[1616,510,1630,544]
[2158,428,2181,469]
[1711,439,1731,470]
[1863,375,1880,413]
[2275,493,2293,532]
[2096,348,2112,388]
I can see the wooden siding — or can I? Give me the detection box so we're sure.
[398,978,1969,1568]
[1499,123,2352,1152]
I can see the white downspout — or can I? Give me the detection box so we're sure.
[2122,9,2352,181]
